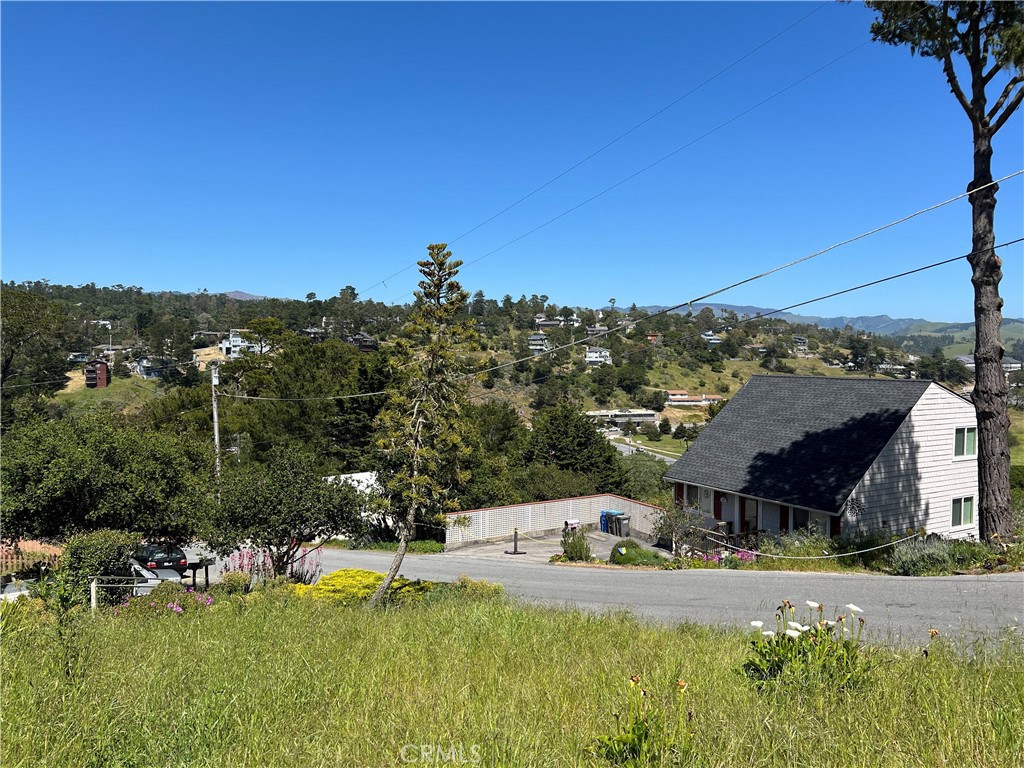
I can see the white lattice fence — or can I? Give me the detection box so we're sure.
[445,494,664,549]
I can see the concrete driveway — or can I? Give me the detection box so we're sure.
[319,539,1024,647]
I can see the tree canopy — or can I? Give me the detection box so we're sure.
[1,414,212,543]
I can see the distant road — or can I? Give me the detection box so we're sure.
[318,548,1023,646]
[610,440,676,464]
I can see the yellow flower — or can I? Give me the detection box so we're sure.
[928,628,940,638]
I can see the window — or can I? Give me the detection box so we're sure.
[792,508,810,530]
[951,496,974,527]
[954,426,977,457]
[685,485,699,508]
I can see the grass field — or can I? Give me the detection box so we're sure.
[2,592,1022,768]
[51,374,161,417]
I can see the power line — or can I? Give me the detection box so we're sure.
[471,237,1023,380]
[356,1,830,296]
[383,6,936,305]
[212,238,1021,404]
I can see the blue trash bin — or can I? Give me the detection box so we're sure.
[600,511,610,533]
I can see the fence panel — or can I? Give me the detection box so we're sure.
[445,494,664,548]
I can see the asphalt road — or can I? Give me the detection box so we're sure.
[319,547,1024,646]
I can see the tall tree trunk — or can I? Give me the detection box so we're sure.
[967,130,1011,540]
[368,508,413,607]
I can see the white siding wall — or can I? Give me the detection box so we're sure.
[848,384,979,539]
[445,494,664,549]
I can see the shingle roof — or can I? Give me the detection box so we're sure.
[663,375,934,513]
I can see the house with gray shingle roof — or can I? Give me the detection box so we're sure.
[663,375,979,539]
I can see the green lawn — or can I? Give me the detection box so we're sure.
[3,592,1021,768]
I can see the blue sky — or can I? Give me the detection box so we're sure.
[3,1,1022,322]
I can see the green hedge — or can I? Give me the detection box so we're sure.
[58,529,141,606]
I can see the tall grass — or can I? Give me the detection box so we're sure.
[2,592,1022,767]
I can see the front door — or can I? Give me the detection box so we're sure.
[740,497,758,533]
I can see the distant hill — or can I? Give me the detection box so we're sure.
[220,290,266,301]
[640,302,1024,337]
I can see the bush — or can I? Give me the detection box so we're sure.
[609,539,664,567]
[58,530,141,606]
[293,568,432,606]
[888,539,953,576]
[217,571,252,595]
[560,528,592,562]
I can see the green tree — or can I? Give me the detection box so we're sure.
[210,446,363,576]
[658,416,672,435]
[640,422,663,442]
[620,452,672,506]
[867,1,1024,538]
[527,403,623,492]
[0,415,212,543]
[0,288,72,428]
[370,245,475,605]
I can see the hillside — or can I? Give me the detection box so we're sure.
[642,302,1024,338]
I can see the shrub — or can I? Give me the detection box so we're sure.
[217,571,252,595]
[560,528,592,562]
[58,530,141,606]
[293,568,432,606]
[743,599,876,691]
[888,539,953,576]
[609,539,664,567]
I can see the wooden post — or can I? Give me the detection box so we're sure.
[90,578,99,614]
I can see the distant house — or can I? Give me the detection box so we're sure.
[67,352,90,364]
[586,324,609,338]
[700,331,722,347]
[137,356,176,379]
[585,346,612,366]
[792,336,808,351]
[219,329,261,359]
[954,354,1021,374]
[91,344,132,362]
[346,332,379,353]
[527,333,550,356]
[586,408,658,427]
[663,375,979,540]
[534,314,561,331]
[84,359,110,388]
[301,327,327,342]
[645,332,664,346]
[664,390,724,407]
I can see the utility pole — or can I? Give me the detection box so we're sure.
[210,361,221,482]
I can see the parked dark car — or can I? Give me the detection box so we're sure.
[133,543,189,577]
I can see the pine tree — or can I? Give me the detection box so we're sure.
[369,245,475,606]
